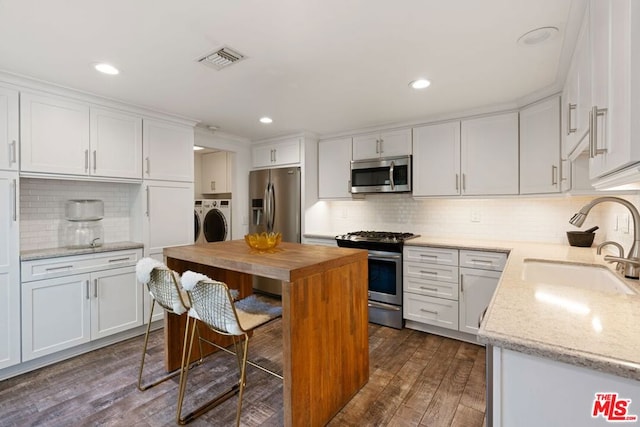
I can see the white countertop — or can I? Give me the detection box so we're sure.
[20,241,144,261]
[406,237,640,381]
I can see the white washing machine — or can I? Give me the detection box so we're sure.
[194,200,204,244]
[201,199,231,242]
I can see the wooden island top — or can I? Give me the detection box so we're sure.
[163,240,369,427]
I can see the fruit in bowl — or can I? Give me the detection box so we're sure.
[244,232,282,251]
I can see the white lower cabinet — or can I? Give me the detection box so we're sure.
[404,245,506,341]
[490,346,640,427]
[21,249,143,361]
[459,267,502,334]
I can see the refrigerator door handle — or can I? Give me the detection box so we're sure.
[268,183,276,232]
[263,184,270,230]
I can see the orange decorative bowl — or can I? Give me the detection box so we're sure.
[244,232,282,251]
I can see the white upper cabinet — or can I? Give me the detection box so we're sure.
[201,151,231,194]
[318,137,352,199]
[90,107,142,179]
[412,122,461,197]
[519,97,561,194]
[352,128,411,160]
[143,119,194,182]
[252,137,300,168]
[460,112,519,195]
[562,8,591,160]
[21,91,144,180]
[20,92,90,176]
[0,86,18,171]
[588,0,640,179]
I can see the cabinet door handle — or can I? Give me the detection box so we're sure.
[478,307,488,328]
[551,165,558,185]
[589,106,608,158]
[379,138,384,154]
[567,103,577,135]
[86,280,90,300]
[9,140,17,165]
[145,186,150,217]
[462,174,466,191]
[420,308,439,315]
[11,179,17,222]
[145,157,150,175]
[94,279,98,298]
[455,174,459,191]
[93,150,97,172]
[460,274,464,293]
[84,149,89,172]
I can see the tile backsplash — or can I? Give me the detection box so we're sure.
[20,179,135,251]
[308,193,640,253]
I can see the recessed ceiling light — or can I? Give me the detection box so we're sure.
[517,26,559,46]
[409,79,431,90]
[94,63,119,75]
[193,146,204,151]
[259,117,273,124]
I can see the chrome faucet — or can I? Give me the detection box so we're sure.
[570,196,640,279]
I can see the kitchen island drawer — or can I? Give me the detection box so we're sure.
[404,262,458,283]
[404,293,458,330]
[459,250,507,271]
[404,275,458,300]
[21,249,142,282]
[404,246,458,265]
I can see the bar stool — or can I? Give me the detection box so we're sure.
[135,258,191,391]
[177,271,282,426]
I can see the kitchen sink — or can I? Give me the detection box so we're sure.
[522,259,636,295]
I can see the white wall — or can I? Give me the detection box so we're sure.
[306,193,640,251]
[194,127,252,239]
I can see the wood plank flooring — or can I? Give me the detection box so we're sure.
[0,320,486,426]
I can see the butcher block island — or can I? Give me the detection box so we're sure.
[163,240,369,427]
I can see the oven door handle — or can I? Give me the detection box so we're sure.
[368,300,401,311]
[367,250,401,260]
[389,160,395,190]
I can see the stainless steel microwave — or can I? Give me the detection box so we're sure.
[350,155,412,194]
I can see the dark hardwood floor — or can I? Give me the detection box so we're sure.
[0,320,486,426]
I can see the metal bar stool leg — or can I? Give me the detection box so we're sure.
[137,300,182,391]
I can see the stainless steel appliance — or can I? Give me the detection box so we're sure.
[335,231,418,329]
[249,167,301,295]
[350,155,412,194]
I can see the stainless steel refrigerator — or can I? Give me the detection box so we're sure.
[249,166,301,295]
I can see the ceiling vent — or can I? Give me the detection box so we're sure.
[197,47,246,70]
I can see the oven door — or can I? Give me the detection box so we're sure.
[367,250,402,306]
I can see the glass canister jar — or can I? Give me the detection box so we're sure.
[63,200,104,248]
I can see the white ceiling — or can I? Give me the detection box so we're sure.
[0,0,582,141]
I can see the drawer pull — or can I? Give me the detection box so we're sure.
[470,259,493,265]
[420,254,437,258]
[420,308,438,315]
[419,286,438,292]
[108,257,131,263]
[419,270,437,275]
[45,265,74,271]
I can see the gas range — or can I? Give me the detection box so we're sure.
[335,231,419,252]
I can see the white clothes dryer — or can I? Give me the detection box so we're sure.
[194,200,204,244]
[202,199,231,242]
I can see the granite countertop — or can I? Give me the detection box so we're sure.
[406,236,640,381]
[21,241,144,261]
